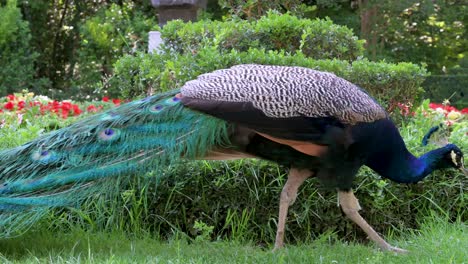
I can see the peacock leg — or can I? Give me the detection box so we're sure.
[338,190,408,253]
[274,168,313,250]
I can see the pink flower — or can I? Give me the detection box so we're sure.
[17,113,23,125]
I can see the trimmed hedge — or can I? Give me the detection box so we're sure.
[160,12,365,61]
[111,13,425,107]
[110,48,427,109]
[423,75,468,108]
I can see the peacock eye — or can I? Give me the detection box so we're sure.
[31,149,57,164]
[98,128,120,142]
[148,104,164,113]
[165,96,181,105]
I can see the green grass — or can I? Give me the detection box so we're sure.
[0,217,466,263]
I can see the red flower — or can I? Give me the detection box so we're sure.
[4,101,14,110]
[429,103,443,110]
[112,99,121,106]
[461,108,468,114]
[50,101,60,113]
[39,105,47,114]
[428,102,465,114]
[6,94,15,101]
[61,110,69,119]
[30,101,42,107]
[445,105,457,112]
[87,105,98,112]
[102,96,109,102]
[17,101,26,110]
[61,101,72,112]
[72,104,82,116]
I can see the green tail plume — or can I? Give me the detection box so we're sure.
[0,90,230,237]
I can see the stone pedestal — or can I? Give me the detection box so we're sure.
[148,31,162,53]
[151,0,207,26]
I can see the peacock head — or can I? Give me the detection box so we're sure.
[422,125,466,176]
[439,144,467,176]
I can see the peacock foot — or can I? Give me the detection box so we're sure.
[271,241,284,252]
[384,245,409,254]
[272,243,284,252]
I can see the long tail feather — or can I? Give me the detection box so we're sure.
[0,90,230,237]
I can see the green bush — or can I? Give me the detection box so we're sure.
[218,0,314,19]
[423,75,468,108]
[160,12,365,61]
[65,3,158,99]
[0,0,40,96]
[111,13,424,106]
[110,47,427,109]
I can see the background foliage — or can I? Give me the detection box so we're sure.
[1,0,156,99]
[110,47,427,109]
[0,0,465,104]
[161,12,364,61]
[0,0,39,95]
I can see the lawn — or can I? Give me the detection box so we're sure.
[0,217,465,264]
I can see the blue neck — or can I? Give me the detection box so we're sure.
[369,149,439,183]
[355,119,444,184]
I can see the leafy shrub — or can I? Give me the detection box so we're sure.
[69,3,158,99]
[160,12,365,61]
[0,0,40,96]
[218,0,314,19]
[423,75,468,109]
[110,47,427,109]
[108,52,172,98]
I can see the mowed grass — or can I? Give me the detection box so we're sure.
[0,217,465,264]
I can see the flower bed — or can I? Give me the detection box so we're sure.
[428,102,468,125]
[1,92,121,128]
[394,99,467,127]
[2,92,467,129]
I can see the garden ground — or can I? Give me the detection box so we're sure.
[0,216,465,264]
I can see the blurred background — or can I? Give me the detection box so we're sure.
[0,0,466,107]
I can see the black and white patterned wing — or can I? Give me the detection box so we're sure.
[180,64,387,141]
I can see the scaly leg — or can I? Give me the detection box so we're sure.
[274,168,313,250]
[338,190,408,253]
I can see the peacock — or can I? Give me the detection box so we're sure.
[0,64,465,252]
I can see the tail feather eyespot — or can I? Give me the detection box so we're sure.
[98,128,121,142]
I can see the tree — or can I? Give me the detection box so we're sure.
[355,0,467,73]
[0,0,38,95]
